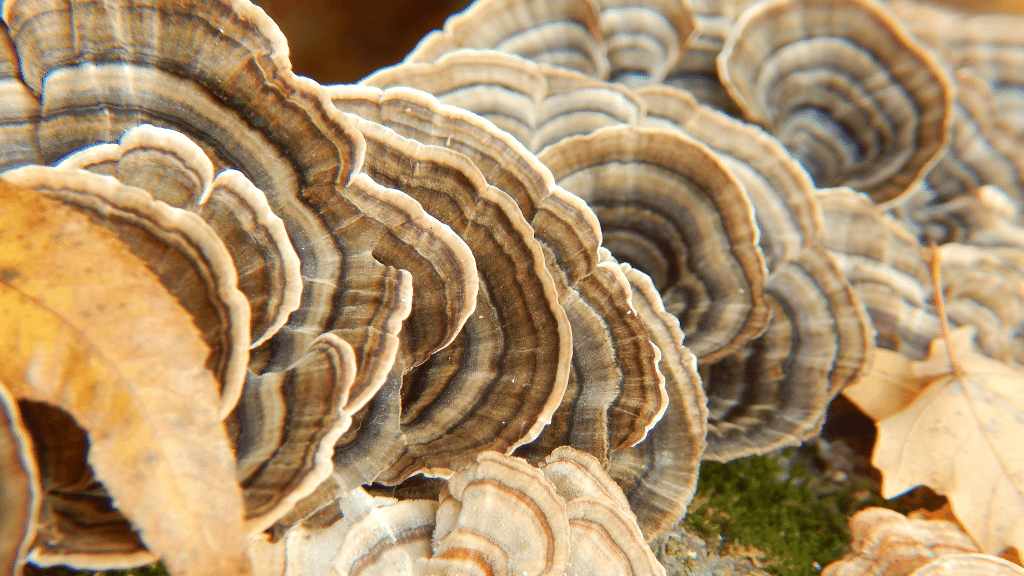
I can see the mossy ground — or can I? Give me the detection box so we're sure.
[671,444,943,576]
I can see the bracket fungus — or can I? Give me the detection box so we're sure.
[5,0,1024,573]
[719,0,954,203]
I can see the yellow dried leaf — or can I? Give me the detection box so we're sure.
[843,348,933,421]
[0,381,39,575]
[871,329,1024,557]
[0,179,252,575]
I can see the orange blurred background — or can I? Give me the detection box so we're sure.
[253,0,471,84]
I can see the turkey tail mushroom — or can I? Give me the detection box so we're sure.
[702,246,874,461]
[893,69,1024,245]
[819,187,941,359]
[364,50,644,153]
[341,113,572,482]
[333,84,669,469]
[538,124,769,363]
[718,0,954,203]
[637,84,822,271]
[608,264,707,541]
[890,0,1024,136]
[0,0,397,378]
[407,0,609,78]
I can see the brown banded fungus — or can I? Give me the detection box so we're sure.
[339,112,572,483]
[892,69,1024,245]
[331,84,669,470]
[0,0,478,567]
[718,0,954,203]
[18,0,1024,572]
[819,187,941,359]
[607,264,706,541]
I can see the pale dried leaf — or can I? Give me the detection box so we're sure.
[872,330,1024,557]
[843,348,933,421]
[0,180,252,574]
[0,381,39,575]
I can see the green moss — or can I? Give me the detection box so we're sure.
[680,448,888,576]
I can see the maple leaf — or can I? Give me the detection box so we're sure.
[845,327,1024,558]
[0,179,252,574]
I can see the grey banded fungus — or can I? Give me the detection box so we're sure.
[891,0,1024,136]
[592,0,697,85]
[659,0,740,113]
[408,0,608,78]
[3,162,252,417]
[607,264,706,541]
[339,112,572,483]
[637,84,822,271]
[935,243,1024,364]
[364,50,645,153]
[537,123,769,363]
[892,69,1024,245]
[541,447,667,575]
[405,0,699,87]
[718,0,955,203]
[280,450,665,576]
[14,0,1024,572]
[818,187,941,360]
[701,246,873,461]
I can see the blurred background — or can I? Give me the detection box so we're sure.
[252,0,1024,85]
[252,0,472,84]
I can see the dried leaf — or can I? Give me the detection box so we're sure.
[867,328,1024,557]
[843,348,933,421]
[0,382,39,575]
[0,179,252,574]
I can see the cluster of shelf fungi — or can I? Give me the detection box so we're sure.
[1,0,1023,573]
